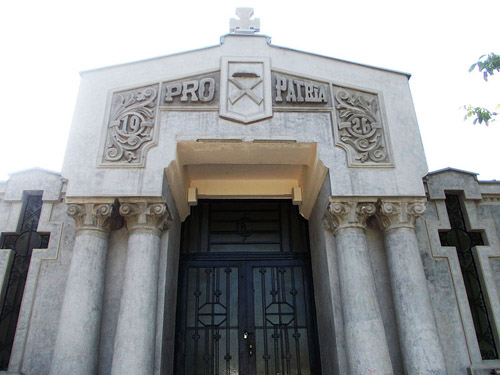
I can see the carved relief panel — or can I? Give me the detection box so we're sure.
[332,86,393,167]
[98,67,394,169]
[101,84,159,166]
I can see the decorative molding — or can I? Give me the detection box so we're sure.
[332,86,392,167]
[481,195,500,205]
[66,202,115,233]
[328,200,376,234]
[119,200,169,234]
[378,200,426,231]
[101,84,159,165]
[322,212,334,232]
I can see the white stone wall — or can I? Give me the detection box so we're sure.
[62,34,427,205]
[418,169,500,374]
[0,169,71,375]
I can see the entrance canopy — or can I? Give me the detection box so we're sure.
[165,141,328,220]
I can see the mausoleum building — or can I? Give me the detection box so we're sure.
[1,9,500,375]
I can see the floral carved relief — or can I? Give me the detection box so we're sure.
[333,86,392,166]
[102,84,159,165]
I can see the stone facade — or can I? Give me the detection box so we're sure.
[1,9,500,375]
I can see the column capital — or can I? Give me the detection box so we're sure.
[328,199,376,234]
[119,199,169,234]
[378,199,426,231]
[67,202,115,233]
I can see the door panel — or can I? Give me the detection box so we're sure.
[183,266,240,375]
[253,266,311,375]
[174,201,321,375]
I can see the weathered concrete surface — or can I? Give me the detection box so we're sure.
[110,230,161,375]
[385,227,446,375]
[335,227,393,375]
[49,230,109,375]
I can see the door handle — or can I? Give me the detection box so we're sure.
[243,331,254,356]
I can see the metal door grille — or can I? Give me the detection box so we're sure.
[175,200,321,375]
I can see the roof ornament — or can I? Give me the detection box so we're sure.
[229,8,260,35]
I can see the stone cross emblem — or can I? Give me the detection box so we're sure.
[229,73,263,105]
[230,8,260,34]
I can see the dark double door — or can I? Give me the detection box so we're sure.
[174,201,321,375]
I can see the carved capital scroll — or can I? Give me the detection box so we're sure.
[119,200,169,235]
[101,84,159,165]
[328,200,376,234]
[378,200,426,231]
[333,86,392,167]
[67,203,115,233]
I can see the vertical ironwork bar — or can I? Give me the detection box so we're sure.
[225,268,231,375]
[291,267,302,375]
[194,268,201,374]
[261,267,270,375]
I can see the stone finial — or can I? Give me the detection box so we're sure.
[328,200,376,234]
[230,8,260,34]
[67,203,114,233]
[119,200,169,234]
[378,200,426,231]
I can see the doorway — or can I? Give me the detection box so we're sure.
[174,200,321,375]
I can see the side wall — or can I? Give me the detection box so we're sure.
[0,170,71,375]
[418,170,500,374]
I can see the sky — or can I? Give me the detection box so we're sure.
[0,0,499,181]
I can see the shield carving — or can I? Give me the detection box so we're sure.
[219,57,272,124]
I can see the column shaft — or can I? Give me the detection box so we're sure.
[385,228,447,374]
[110,230,161,375]
[111,200,168,375]
[336,228,394,375]
[50,203,113,375]
[380,201,446,375]
[329,200,393,375]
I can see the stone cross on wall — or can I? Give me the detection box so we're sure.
[230,8,260,34]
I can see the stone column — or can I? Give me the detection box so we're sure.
[50,202,114,375]
[379,200,447,375]
[328,200,393,375]
[110,200,169,375]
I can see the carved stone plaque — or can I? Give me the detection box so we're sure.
[101,84,159,165]
[219,57,272,124]
[332,86,392,166]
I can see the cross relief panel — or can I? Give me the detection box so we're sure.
[99,60,394,168]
